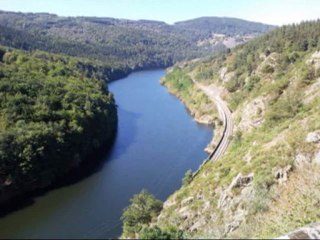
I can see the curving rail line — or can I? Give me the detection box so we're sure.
[193,79,233,162]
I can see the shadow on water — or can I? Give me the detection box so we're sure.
[108,107,140,158]
[0,107,140,218]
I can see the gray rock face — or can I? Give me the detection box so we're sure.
[295,153,313,167]
[276,222,320,239]
[313,151,320,165]
[238,97,267,132]
[216,173,255,235]
[306,51,320,70]
[228,173,254,190]
[306,131,320,143]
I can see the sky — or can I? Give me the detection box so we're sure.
[0,0,319,26]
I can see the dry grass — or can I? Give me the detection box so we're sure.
[232,165,320,238]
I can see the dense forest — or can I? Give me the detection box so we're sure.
[0,47,117,203]
[0,11,274,71]
[174,17,273,39]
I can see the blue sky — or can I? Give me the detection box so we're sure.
[0,0,319,25]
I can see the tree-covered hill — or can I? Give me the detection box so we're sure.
[174,17,273,38]
[0,11,274,71]
[0,47,117,203]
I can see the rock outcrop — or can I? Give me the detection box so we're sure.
[219,67,235,83]
[272,165,292,184]
[238,97,267,131]
[307,51,320,70]
[217,173,254,234]
[276,222,320,239]
[306,131,320,143]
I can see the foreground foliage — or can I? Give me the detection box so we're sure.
[139,226,184,239]
[121,190,163,238]
[121,189,184,239]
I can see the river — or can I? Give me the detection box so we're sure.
[0,69,212,238]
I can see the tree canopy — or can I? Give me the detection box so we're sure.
[121,190,163,238]
[0,47,117,203]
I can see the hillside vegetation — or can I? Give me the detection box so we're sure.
[124,20,320,238]
[175,17,272,38]
[0,11,274,71]
[160,68,219,126]
[0,47,117,203]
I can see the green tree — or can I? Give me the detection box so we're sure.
[121,190,163,238]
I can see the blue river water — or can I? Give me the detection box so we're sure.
[0,69,212,238]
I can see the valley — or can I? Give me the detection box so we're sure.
[0,4,319,240]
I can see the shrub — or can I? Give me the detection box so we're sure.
[245,76,261,92]
[233,130,243,146]
[139,226,184,239]
[250,186,272,214]
[265,90,302,123]
[121,190,163,238]
[301,65,316,85]
[182,169,193,186]
[262,64,275,74]
[225,76,245,92]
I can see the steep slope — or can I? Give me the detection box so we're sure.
[0,47,117,204]
[155,20,320,238]
[0,11,274,71]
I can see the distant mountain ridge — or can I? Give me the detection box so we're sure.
[0,10,275,71]
[174,16,274,36]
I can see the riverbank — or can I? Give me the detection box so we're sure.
[160,68,222,154]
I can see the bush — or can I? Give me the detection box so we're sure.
[262,64,275,74]
[233,130,243,146]
[301,65,316,85]
[265,90,302,123]
[182,169,193,186]
[225,76,245,92]
[121,190,163,238]
[228,91,246,111]
[250,186,272,214]
[139,226,184,239]
[245,76,261,92]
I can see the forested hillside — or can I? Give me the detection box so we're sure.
[0,47,117,203]
[123,20,320,238]
[0,10,275,206]
[0,11,274,71]
[174,17,272,38]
